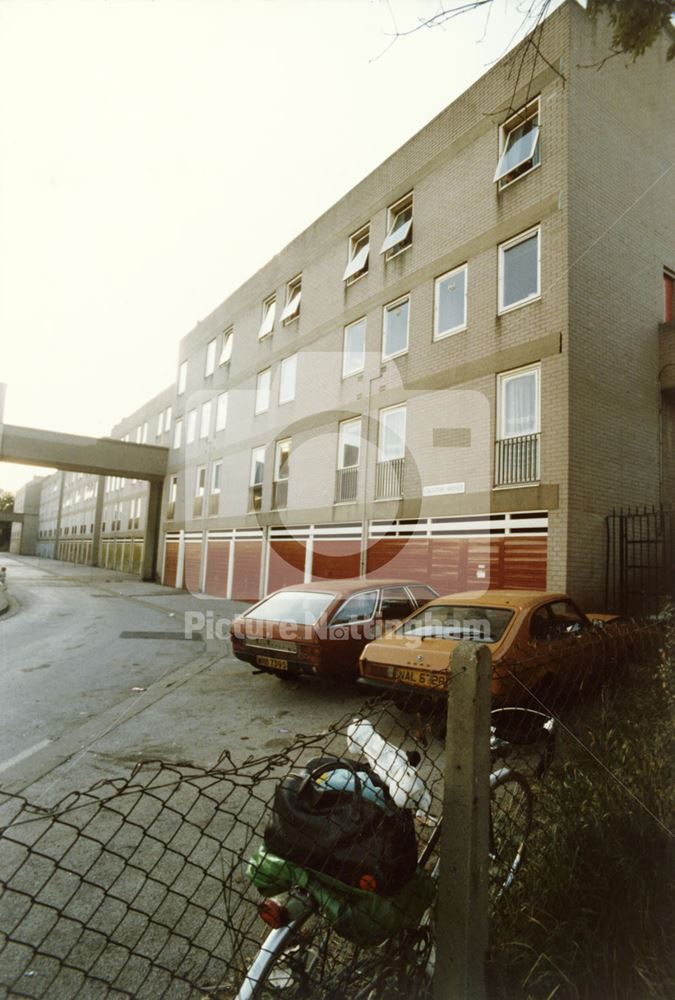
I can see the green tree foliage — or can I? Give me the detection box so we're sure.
[588,0,675,61]
[0,491,15,513]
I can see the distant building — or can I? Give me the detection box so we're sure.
[25,1,675,608]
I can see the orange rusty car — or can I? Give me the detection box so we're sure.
[230,579,439,680]
[358,590,651,703]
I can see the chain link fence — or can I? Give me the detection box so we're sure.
[0,617,670,999]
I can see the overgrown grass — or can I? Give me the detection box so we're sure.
[488,623,675,1000]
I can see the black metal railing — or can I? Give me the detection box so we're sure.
[335,466,358,503]
[494,434,540,486]
[375,458,404,499]
[272,479,288,509]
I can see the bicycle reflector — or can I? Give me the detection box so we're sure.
[259,897,291,928]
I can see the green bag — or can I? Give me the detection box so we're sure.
[246,843,435,946]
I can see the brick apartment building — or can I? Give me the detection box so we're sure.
[25,1,675,610]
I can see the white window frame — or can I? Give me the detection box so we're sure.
[220,327,233,365]
[343,225,370,283]
[494,97,541,189]
[164,405,172,433]
[279,354,297,404]
[186,408,197,444]
[199,400,212,439]
[173,418,183,450]
[381,192,413,259]
[259,295,276,339]
[177,361,187,395]
[382,295,410,361]
[342,317,366,378]
[337,417,361,470]
[255,368,271,414]
[274,438,291,481]
[497,364,541,440]
[378,405,406,462]
[280,275,302,324]
[211,461,222,494]
[156,411,164,438]
[169,476,178,504]
[250,446,265,487]
[195,465,206,497]
[498,226,541,315]
[205,338,217,377]
[216,391,228,432]
[434,263,468,340]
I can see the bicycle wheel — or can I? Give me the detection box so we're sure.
[489,770,532,894]
[238,912,365,999]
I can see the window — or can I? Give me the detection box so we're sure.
[379,586,415,623]
[495,98,540,188]
[173,418,183,450]
[249,446,265,512]
[156,411,164,438]
[280,275,302,324]
[342,318,366,378]
[279,354,297,404]
[199,400,212,439]
[382,296,410,360]
[495,365,540,486]
[273,438,291,508]
[665,270,674,323]
[186,408,197,444]
[381,193,413,258]
[220,327,234,365]
[343,225,369,282]
[498,227,540,313]
[178,361,187,395]
[167,476,177,520]
[378,405,406,461]
[216,391,228,431]
[259,295,276,339]
[499,366,540,438]
[164,405,172,433]
[195,466,206,495]
[330,591,378,626]
[407,584,438,606]
[205,338,217,377]
[337,418,361,469]
[434,264,467,339]
[255,369,271,414]
[211,462,222,493]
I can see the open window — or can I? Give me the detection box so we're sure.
[220,327,234,365]
[381,193,413,258]
[259,295,276,339]
[343,225,370,282]
[280,275,302,324]
[495,98,540,188]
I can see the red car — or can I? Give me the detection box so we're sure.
[230,579,439,681]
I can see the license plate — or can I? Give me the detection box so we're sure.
[257,655,289,671]
[393,666,447,690]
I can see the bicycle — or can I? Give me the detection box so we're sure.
[234,706,554,1000]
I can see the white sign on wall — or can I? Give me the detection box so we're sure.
[422,482,465,497]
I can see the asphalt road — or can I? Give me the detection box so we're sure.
[0,554,367,807]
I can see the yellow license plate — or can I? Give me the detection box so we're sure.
[257,655,289,671]
[393,666,447,690]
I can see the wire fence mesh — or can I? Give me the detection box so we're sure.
[0,615,670,1000]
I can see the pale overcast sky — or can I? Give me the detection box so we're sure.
[0,0,566,493]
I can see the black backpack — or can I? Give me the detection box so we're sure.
[264,755,418,896]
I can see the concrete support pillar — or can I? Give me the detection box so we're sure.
[175,529,186,588]
[141,479,163,581]
[90,476,105,567]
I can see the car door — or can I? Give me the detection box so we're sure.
[325,590,379,671]
[378,586,416,634]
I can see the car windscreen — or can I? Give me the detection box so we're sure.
[244,591,335,626]
[396,605,514,643]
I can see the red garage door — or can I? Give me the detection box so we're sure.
[231,541,262,601]
[205,539,230,597]
[268,540,306,592]
[312,540,361,581]
[184,541,202,593]
[163,541,179,587]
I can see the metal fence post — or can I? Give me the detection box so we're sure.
[433,641,492,1000]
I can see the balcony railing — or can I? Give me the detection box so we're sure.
[192,495,204,518]
[335,466,358,503]
[272,479,288,509]
[249,485,263,513]
[208,493,220,517]
[495,433,540,486]
[375,458,404,499]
